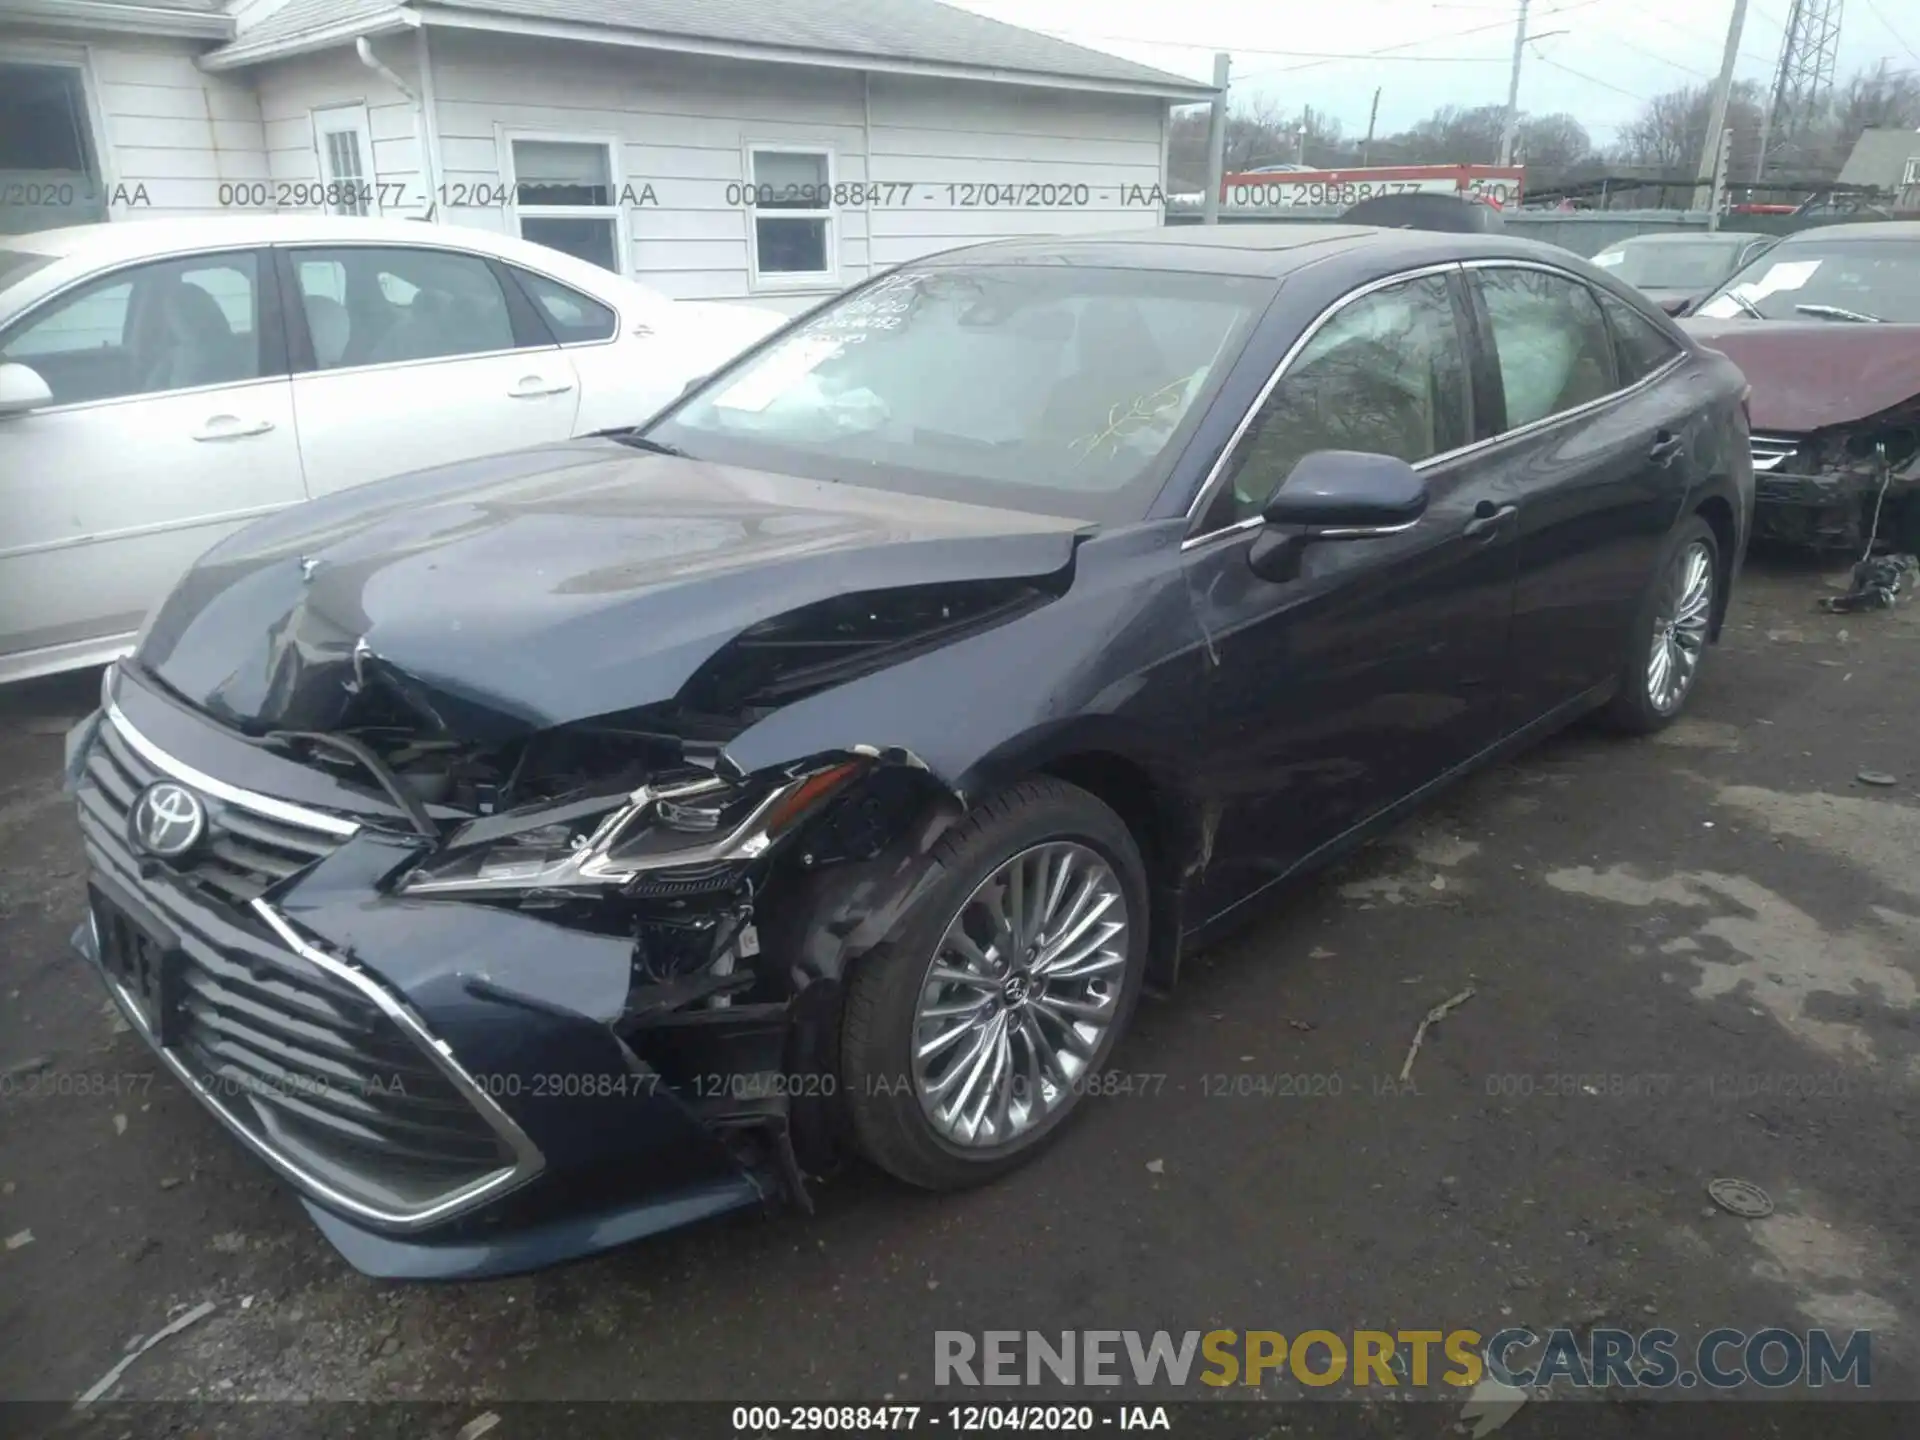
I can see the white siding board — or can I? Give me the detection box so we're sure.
[420,31,1165,302]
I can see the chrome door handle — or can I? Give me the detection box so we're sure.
[1463,503,1517,539]
[192,416,275,441]
[508,377,574,398]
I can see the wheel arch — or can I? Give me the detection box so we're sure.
[1693,492,1738,640]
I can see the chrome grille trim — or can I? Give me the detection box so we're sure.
[1750,435,1801,473]
[104,699,361,838]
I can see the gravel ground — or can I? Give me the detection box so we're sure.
[2,554,1916,1434]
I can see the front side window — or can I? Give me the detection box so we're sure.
[1,252,260,405]
[1209,273,1470,529]
[1693,238,1920,323]
[750,149,833,282]
[511,138,622,274]
[289,246,515,369]
[0,60,106,232]
[1597,290,1681,385]
[511,266,616,343]
[1476,267,1617,430]
[648,264,1269,524]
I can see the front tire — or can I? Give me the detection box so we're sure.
[1603,514,1719,734]
[840,778,1148,1191]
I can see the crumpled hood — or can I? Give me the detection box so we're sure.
[1681,318,1920,432]
[138,440,1086,740]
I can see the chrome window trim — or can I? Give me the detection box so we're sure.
[104,698,362,838]
[1181,257,1690,553]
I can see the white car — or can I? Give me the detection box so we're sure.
[0,216,787,684]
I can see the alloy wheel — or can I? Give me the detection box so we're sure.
[1647,538,1713,714]
[910,841,1129,1148]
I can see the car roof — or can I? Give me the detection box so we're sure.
[1774,220,1920,242]
[0,214,673,307]
[912,224,1588,278]
[1607,231,1772,247]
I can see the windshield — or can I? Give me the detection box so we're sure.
[1591,238,1748,290]
[643,264,1271,525]
[1692,237,1920,322]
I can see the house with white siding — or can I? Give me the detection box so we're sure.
[1,0,1212,311]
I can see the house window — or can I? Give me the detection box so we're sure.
[510,138,623,274]
[313,105,377,216]
[1904,156,1920,188]
[0,60,105,231]
[749,148,834,284]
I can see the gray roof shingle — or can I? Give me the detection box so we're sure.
[219,0,1211,93]
[1837,128,1920,188]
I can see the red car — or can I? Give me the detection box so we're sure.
[1683,220,1920,552]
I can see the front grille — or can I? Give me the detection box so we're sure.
[77,709,535,1226]
[86,719,343,906]
[1750,435,1802,473]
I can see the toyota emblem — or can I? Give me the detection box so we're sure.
[130,781,207,859]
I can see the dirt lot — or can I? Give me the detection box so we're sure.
[2,554,1917,1429]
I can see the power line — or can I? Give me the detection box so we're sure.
[1596,31,1715,77]
[1864,0,1920,63]
[1527,44,1655,99]
[1612,1,1775,65]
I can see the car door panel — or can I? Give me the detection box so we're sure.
[280,244,581,498]
[1179,269,1519,922]
[1466,264,1697,727]
[0,248,304,676]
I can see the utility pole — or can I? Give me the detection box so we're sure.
[1297,105,1313,165]
[1708,125,1732,228]
[1202,51,1230,225]
[1361,87,1381,166]
[1692,0,1749,210]
[1498,0,1529,167]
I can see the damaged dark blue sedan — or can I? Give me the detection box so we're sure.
[67,226,1752,1278]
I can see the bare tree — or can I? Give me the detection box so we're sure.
[1613,80,1765,179]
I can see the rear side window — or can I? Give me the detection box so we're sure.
[1475,267,1617,430]
[1598,290,1681,385]
[288,246,516,370]
[512,266,616,343]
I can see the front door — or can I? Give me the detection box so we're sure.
[0,248,305,677]
[280,243,581,497]
[1182,268,1520,922]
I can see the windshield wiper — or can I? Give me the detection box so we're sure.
[600,429,690,457]
[1721,290,1765,319]
[1794,303,1882,324]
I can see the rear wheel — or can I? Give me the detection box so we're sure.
[839,779,1148,1191]
[1603,515,1719,734]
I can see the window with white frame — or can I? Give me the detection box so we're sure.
[1904,156,1920,188]
[510,138,623,274]
[0,58,107,230]
[312,105,376,216]
[749,147,834,283]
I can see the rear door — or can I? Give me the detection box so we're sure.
[0,248,303,676]
[1460,262,1697,728]
[279,243,581,497]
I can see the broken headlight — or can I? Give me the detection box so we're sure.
[398,763,861,897]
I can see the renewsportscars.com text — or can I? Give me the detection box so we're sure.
[933,1328,1871,1390]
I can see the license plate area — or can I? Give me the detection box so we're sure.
[89,884,183,1047]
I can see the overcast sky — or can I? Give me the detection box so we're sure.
[954,0,1920,145]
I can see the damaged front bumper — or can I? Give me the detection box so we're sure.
[65,669,852,1279]
[1750,422,1919,548]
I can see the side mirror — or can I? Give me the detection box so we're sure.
[1248,450,1428,583]
[0,362,53,418]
